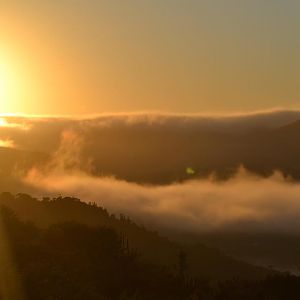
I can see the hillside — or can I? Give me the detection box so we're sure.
[0,193,268,281]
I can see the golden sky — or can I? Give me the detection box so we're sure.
[1,0,300,115]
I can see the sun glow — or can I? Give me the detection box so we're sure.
[0,63,8,105]
[0,48,30,115]
[0,54,16,114]
[0,139,15,148]
[0,119,7,127]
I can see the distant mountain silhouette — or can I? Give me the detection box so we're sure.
[77,117,300,182]
[239,119,300,178]
[2,117,300,185]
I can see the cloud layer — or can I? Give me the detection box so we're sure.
[2,109,300,184]
[0,109,300,235]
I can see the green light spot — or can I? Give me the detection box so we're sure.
[186,167,195,175]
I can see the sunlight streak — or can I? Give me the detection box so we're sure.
[0,214,24,300]
[0,139,15,149]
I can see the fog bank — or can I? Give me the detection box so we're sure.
[24,166,300,235]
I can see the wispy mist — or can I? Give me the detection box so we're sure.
[24,134,300,235]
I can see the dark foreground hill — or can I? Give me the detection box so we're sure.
[1,193,300,299]
[0,193,266,281]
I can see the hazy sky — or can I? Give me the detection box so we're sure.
[1,0,300,115]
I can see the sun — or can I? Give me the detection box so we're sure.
[0,51,24,114]
[0,57,14,113]
[0,63,7,103]
[0,47,40,115]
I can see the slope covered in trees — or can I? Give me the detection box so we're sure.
[0,194,300,299]
[0,193,267,281]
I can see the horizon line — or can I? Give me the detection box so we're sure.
[1,107,300,120]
